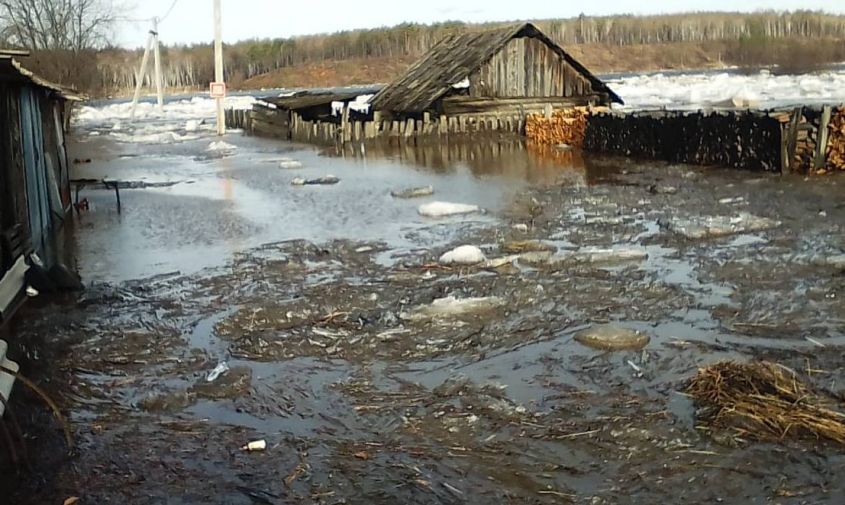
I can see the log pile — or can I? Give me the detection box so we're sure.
[584,110,782,171]
[826,107,845,171]
[525,108,588,147]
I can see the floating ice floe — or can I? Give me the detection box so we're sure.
[402,296,506,322]
[185,119,204,132]
[574,324,650,351]
[608,69,845,110]
[391,185,434,199]
[278,158,303,169]
[207,141,237,152]
[291,175,340,186]
[662,212,780,239]
[418,201,481,217]
[439,245,486,265]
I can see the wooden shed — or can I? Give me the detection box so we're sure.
[369,23,622,118]
[1,51,82,323]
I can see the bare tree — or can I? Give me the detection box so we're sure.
[0,0,118,51]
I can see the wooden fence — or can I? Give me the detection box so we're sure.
[228,105,529,145]
[224,108,251,130]
[229,104,844,173]
[584,110,785,172]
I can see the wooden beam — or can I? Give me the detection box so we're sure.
[442,95,596,115]
[814,105,832,170]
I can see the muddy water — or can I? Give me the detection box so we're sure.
[68,130,587,282]
[4,110,845,504]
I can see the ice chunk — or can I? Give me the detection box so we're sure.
[185,119,204,132]
[402,296,506,322]
[391,185,434,199]
[574,324,650,351]
[207,141,237,151]
[418,201,480,217]
[439,245,486,265]
[663,212,780,239]
[291,175,340,186]
[278,158,303,169]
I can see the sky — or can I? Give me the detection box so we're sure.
[116,0,845,48]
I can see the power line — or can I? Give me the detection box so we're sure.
[113,0,180,25]
[159,0,180,24]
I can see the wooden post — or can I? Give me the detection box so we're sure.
[544,103,553,120]
[785,106,802,172]
[439,115,447,135]
[814,105,832,170]
[404,118,415,139]
[341,105,351,144]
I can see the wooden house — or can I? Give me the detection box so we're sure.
[369,23,622,119]
[237,23,620,144]
[0,52,82,324]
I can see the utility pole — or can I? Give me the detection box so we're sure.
[213,0,225,135]
[130,30,155,118]
[152,17,165,111]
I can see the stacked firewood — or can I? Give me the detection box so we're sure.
[525,108,588,147]
[827,107,845,171]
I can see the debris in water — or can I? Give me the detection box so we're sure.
[687,361,845,444]
[574,324,650,351]
[439,245,486,265]
[206,362,230,382]
[391,185,434,199]
[291,175,340,186]
[418,201,480,217]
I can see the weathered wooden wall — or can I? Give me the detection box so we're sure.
[584,110,783,171]
[235,106,529,145]
[469,36,593,99]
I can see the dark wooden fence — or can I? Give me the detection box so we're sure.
[584,110,783,171]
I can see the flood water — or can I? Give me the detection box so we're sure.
[3,96,845,504]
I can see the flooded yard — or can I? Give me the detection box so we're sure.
[2,97,845,504]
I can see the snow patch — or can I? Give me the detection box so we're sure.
[452,77,470,89]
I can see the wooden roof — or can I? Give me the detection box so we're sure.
[0,55,85,101]
[369,23,622,113]
[263,85,384,111]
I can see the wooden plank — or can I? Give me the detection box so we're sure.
[404,118,415,138]
[441,95,596,115]
[786,106,802,171]
[814,105,832,170]
[341,105,351,143]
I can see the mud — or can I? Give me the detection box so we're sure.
[2,126,845,504]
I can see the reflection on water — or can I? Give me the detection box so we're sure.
[324,138,589,186]
[67,129,630,283]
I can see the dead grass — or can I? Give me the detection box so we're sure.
[687,361,845,444]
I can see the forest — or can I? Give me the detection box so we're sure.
[7,10,845,95]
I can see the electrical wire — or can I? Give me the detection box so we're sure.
[159,0,180,23]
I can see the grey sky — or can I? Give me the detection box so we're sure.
[117,0,845,48]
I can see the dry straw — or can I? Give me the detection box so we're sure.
[687,361,845,444]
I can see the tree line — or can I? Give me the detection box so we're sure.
[4,8,845,94]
